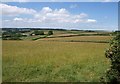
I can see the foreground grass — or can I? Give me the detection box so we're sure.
[3,40,110,82]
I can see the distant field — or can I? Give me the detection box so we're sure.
[2,35,111,82]
[20,30,112,41]
[39,36,112,42]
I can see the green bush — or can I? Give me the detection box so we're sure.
[9,37,22,40]
[2,32,22,40]
[32,37,41,41]
[48,30,53,35]
[100,31,120,83]
[33,30,44,35]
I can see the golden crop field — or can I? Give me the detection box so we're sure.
[39,36,112,41]
[2,36,111,82]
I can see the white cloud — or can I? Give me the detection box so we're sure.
[0,3,36,16]
[74,13,88,18]
[13,17,23,21]
[33,7,94,24]
[41,7,53,13]
[87,19,97,23]
[1,3,97,24]
[2,4,97,29]
[4,6,96,24]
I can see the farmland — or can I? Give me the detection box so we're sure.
[2,30,112,82]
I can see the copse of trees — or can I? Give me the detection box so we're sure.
[48,30,53,35]
[100,31,120,83]
[32,30,44,35]
[2,31,22,40]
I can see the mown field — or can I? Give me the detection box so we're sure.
[2,31,112,82]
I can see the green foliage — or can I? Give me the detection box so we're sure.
[2,31,22,40]
[101,32,120,83]
[32,35,48,41]
[48,30,53,35]
[32,37,41,41]
[33,30,44,35]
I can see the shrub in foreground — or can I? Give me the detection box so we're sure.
[100,32,120,83]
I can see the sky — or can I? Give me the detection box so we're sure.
[0,1,118,31]
[1,0,120,2]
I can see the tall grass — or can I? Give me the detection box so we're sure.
[2,40,110,82]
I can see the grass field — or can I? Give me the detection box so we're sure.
[2,35,111,82]
[40,36,112,41]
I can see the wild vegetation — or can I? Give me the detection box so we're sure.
[2,28,113,41]
[100,31,120,83]
[2,28,115,82]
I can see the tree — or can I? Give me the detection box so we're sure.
[100,31,120,83]
[33,30,44,35]
[39,31,44,35]
[2,31,22,40]
[48,30,53,35]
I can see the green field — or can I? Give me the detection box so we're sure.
[2,34,112,82]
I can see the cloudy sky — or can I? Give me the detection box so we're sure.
[1,1,118,30]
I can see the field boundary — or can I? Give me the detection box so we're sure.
[38,40,110,43]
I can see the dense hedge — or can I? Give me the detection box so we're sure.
[32,30,44,35]
[100,32,120,83]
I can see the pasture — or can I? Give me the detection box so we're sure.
[2,34,111,82]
